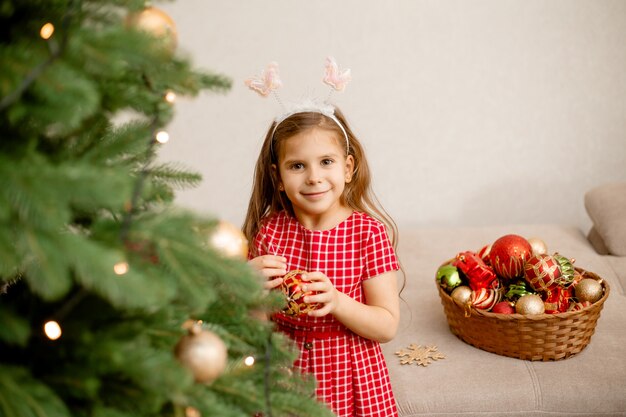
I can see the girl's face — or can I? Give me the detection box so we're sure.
[275,128,354,229]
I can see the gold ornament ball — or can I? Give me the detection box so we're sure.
[575,278,603,303]
[515,294,545,315]
[175,325,228,384]
[451,285,472,308]
[127,7,178,52]
[527,237,548,256]
[208,221,249,259]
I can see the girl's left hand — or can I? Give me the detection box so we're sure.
[301,272,339,317]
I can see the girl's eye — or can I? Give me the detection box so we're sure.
[321,159,334,166]
[290,163,304,170]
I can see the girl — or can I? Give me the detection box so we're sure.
[244,105,400,417]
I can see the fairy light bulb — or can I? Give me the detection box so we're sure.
[244,355,255,366]
[40,23,55,40]
[155,130,169,144]
[164,90,176,103]
[114,261,129,275]
[44,320,62,340]
[185,407,201,417]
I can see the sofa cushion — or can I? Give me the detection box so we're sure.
[585,182,626,256]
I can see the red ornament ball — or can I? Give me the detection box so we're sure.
[523,254,562,292]
[491,301,515,314]
[489,234,532,280]
[280,270,319,316]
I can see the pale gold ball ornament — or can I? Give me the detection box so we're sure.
[451,285,472,308]
[126,6,178,53]
[515,294,545,315]
[527,237,548,256]
[208,221,249,259]
[175,323,228,384]
[575,278,603,303]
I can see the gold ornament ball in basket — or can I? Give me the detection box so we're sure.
[436,268,610,361]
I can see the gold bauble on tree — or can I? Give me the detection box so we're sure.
[127,6,178,52]
[208,221,249,259]
[175,322,228,384]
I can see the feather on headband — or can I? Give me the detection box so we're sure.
[245,57,351,155]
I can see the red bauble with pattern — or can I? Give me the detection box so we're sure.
[280,270,319,317]
[489,234,533,281]
[523,254,562,293]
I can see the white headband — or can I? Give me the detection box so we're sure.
[270,99,350,155]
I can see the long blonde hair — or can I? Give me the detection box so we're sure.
[243,107,399,254]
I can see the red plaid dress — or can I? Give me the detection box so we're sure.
[252,211,399,417]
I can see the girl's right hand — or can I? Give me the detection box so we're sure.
[248,255,287,290]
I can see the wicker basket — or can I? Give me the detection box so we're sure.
[437,269,610,361]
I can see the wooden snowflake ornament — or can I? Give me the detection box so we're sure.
[395,344,446,367]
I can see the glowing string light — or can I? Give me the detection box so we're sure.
[155,130,169,144]
[44,320,62,340]
[114,261,129,275]
[244,355,255,366]
[185,407,201,417]
[164,90,177,103]
[40,23,55,40]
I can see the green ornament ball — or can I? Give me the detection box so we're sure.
[437,264,462,292]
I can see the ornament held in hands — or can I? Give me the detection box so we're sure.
[280,270,320,316]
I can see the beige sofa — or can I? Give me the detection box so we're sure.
[382,183,626,416]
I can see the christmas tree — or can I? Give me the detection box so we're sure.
[0,1,333,416]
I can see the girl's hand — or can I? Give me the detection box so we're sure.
[248,255,287,290]
[301,272,339,317]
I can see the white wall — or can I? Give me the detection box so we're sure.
[159,0,626,233]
